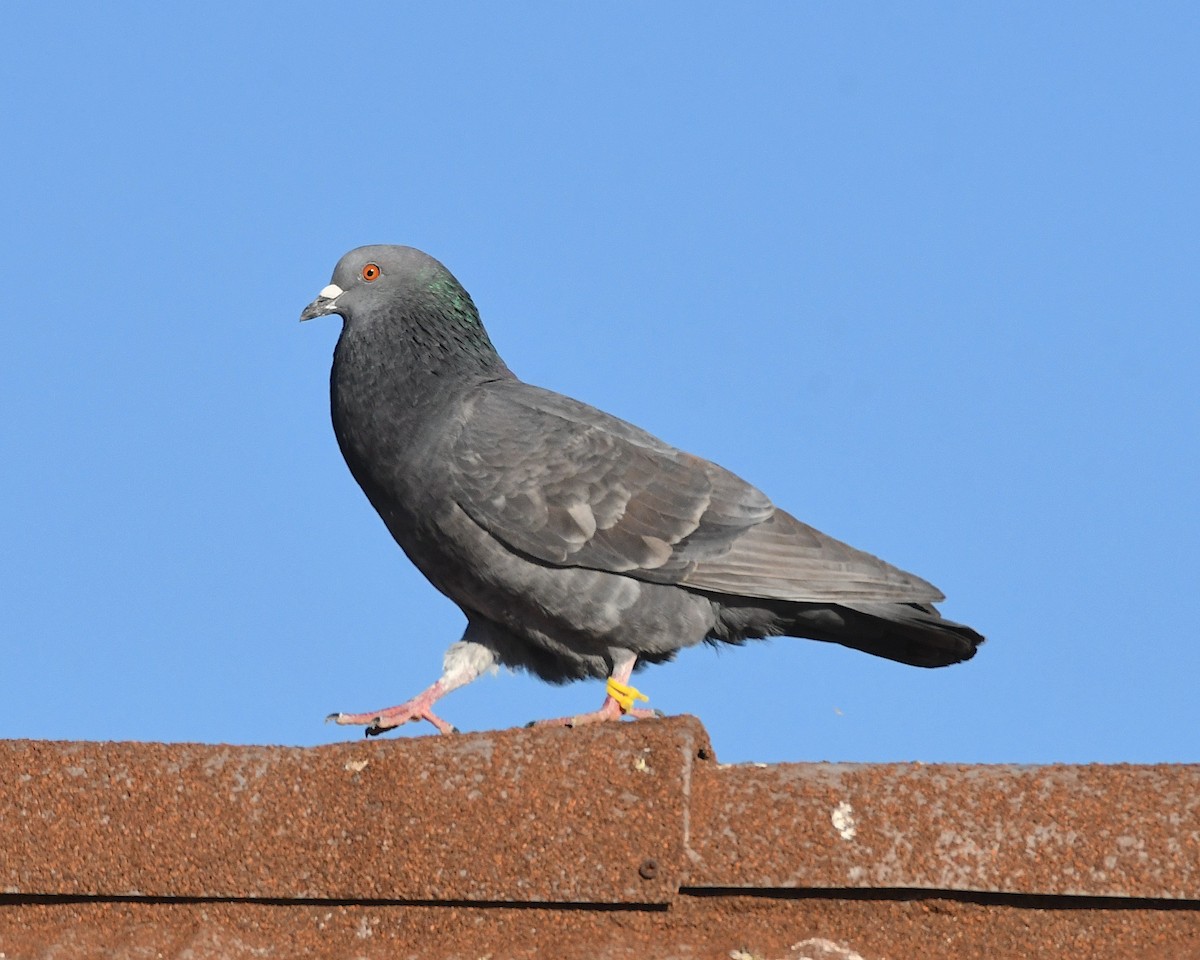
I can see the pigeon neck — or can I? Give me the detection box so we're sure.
[332,294,513,421]
[402,277,511,382]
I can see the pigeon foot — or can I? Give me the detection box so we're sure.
[324,640,495,738]
[530,653,664,728]
[530,675,661,729]
[326,695,458,737]
[529,699,663,728]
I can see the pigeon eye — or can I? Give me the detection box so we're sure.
[361,263,381,282]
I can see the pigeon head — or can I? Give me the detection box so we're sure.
[301,244,510,377]
[300,245,464,324]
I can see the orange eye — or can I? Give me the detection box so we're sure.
[361,262,381,282]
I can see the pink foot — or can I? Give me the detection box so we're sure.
[327,688,458,737]
[531,695,663,729]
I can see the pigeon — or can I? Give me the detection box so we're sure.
[301,245,983,735]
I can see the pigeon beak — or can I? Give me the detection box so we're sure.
[299,283,345,322]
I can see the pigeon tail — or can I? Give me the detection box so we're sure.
[712,597,984,668]
[808,601,984,668]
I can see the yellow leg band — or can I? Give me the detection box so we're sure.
[606,677,649,713]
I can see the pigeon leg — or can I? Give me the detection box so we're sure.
[532,651,662,728]
[327,681,457,736]
[326,639,496,737]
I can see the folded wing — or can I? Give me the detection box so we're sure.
[449,380,943,604]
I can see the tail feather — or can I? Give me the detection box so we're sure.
[795,601,984,667]
[710,596,984,668]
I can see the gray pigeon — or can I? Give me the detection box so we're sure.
[301,245,983,735]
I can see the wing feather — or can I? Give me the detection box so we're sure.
[447,380,942,603]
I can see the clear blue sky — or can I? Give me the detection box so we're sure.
[3,5,1197,764]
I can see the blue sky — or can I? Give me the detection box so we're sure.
[3,5,1196,764]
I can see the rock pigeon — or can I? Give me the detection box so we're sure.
[301,245,983,735]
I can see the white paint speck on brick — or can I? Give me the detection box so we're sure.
[831,801,857,841]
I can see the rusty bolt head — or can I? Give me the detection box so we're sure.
[638,858,659,880]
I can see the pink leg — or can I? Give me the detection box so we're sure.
[327,639,494,737]
[328,679,457,736]
[532,652,663,729]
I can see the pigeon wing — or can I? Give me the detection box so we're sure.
[448,380,941,603]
